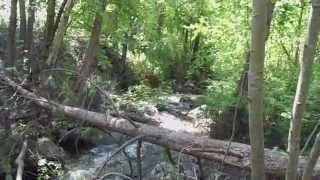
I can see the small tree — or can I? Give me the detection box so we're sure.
[286,0,320,179]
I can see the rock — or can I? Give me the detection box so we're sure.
[143,103,158,116]
[186,105,211,135]
[180,95,200,109]
[37,137,66,160]
[150,162,172,179]
[187,105,207,119]
[80,128,108,145]
[66,170,93,180]
[172,81,200,94]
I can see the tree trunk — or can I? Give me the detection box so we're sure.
[302,132,320,180]
[44,0,56,47]
[6,0,18,68]
[103,45,137,89]
[46,0,75,67]
[286,1,320,179]
[2,74,320,179]
[18,0,27,44]
[237,0,275,97]
[75,0,107,93]
[25,0,35,54]
[53,0,68,36]
[248,0,268,179]
[191,34,201,62]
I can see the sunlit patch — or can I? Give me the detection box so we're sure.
[157,112,205,135]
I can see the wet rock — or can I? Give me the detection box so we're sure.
[172,81,200,94]
[179,96,200,110]
[80,128,108,145]
[187,105,207,119]
[150,162,172,179]
[37,137,66,160]
[66,169,93,180]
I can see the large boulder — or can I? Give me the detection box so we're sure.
[37,137,66,160]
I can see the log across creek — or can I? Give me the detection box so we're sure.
[1,75,319,179]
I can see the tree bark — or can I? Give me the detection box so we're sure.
[75,0,107,93]
[25,0,35,54]
[103,45,137,89]
[302,132,320,180]
[6,0,18,68]
[286,1,320,179]
[44,0,56,47]
[248,0,268,179]
[46,0,75,67]
[18,0,27,44]
[53,0,68,36]
[2,75,320,179]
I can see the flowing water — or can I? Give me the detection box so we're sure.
[63,143,138,180]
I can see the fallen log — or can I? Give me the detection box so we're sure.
[1,75,319,178]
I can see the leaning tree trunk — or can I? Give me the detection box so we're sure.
[18,0,27,44]
[53,0,68,36]
[46,0,75,67]
[6,0,18,68]
[74,0,107,94]
[248,0,268,179]
[302,132,320,180]
[286,1,320,179]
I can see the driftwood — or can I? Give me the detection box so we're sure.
[1,75,320,178]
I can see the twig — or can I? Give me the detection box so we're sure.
[15,140,28,180]
[177,144,194,180]
[137,140,143,180]
[57,128,79,145]
[122,149,134,177]
[92,135,145,179]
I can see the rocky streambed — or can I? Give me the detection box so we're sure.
[60,94,248,180]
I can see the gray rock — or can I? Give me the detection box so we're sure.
[80,128,109,145]
[143,103,158,116]
[187,105,207,119]
[37,137,66,160]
